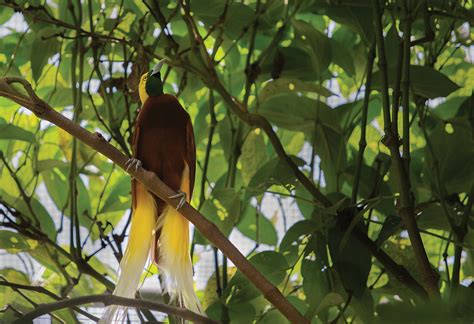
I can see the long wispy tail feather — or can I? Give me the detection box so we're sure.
[99,184,156,323]
[157,206,202,314]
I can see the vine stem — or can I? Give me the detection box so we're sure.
[371,0,440,298]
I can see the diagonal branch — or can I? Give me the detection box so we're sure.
[0,76,308,324]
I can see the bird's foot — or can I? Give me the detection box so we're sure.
[125,158,142,172]
[169,190,187,210]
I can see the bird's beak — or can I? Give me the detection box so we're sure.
[150,59,166,76]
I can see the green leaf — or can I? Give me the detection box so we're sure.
[240,129,268,185]
[330,38,355,76]
[236,205,278,246]
[0,191,56,239]
[228,303,256,323]
[375,214,402,247]
[313,122,347,192]
[0,231,38,252]
[372,65,460,99]
[191,0,226,20]
[328,221,371,298]
[202,188,241,236]
[226,251,289,304]
[0,7,13,25]
[301,236,332,320]
[260,46,317,81]
[246,155,305,197]
[280,220,318,253]
[36,159,99,176]
[424,118,474,193]
[294,184,315,219]
[310,3,374,44]
[30,30,60,83]
[0,118,35,143]
[259,93,331,132]
[43,168,92,222]
[315,292,345,314]
[259,0,285,30]
[0,268,31,310]
[292,20,332,77]
[223,3,254,39]
[433,96,470,119]
[258,78,334,103]
[100,176,131,213]
[279,130,306,156]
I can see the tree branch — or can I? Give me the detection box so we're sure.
[0,76,308,324]
[0,279,99,322]
[13,294,216,323]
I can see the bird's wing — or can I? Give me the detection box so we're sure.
[185,116,196,199]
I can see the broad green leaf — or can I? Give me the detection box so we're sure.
[433,96,470,119]
[279,130,305,156]
[259,0,285,30]
[417,203,452,231]
[0,230,38,252]
[0,268,31,310]
[202,188,241,236]
[226,251,289,304]
[0,191,56,239]
[100,176,131,213]
[240,128,268,184]
[295,184,315,219]
[259,93,332,132]
[372,65,460,98]
[301,235,332,320]
[280,220,319,253]
[310,2,374,44]
[258,78,334,103]
[43,168,92,223]
[0,7,13,25]
[315,292,344,314]
[36,159,99,176]
[0,118,35,143]
[330,38,355,76]
[236,205,278,246]
[424,118,474,193]
[30,29,60,83]
[375,214,402,247]
[223,3,254,39]
[191,0,226,20]
[260,46,317,81]
[328,220,371,298]
[246,155,305,197]
[292,20,332,77]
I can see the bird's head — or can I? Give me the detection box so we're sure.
[138,60,165,103]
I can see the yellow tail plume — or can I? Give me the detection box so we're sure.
[158,205,202,314]
[157,162,202,314]
[100,176,201,323]
[100,183,156,323]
